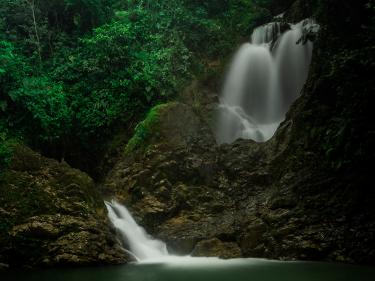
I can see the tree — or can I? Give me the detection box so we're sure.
[8,76,71,158]
[26,0,42,65]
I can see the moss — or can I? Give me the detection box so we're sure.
[125,103,173,154]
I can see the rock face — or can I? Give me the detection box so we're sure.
[191,238,242,259]
[0,145,128,268]
[124,102,214,154]
[103,99,374,264]
[103,0,375,264]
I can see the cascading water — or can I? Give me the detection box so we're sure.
[105,200,169,261]
[105,19,319,265]
[105,200,223,264]
[215,19,318,144]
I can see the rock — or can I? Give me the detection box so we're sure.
[102,59,375,265]
[124,102,216,154]
[191,238,242,259]
[269,195,297,210]
[166,238,198,255]
[11,221,60,238]
[283,0,312,23]
[101,1,375,264]
[0,263,9,270]
[0,145,128,268]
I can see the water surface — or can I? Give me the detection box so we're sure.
[2,258,374,281]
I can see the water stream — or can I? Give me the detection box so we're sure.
[105,200,222,264]
[215,19,318,144]
[105,200,169,262]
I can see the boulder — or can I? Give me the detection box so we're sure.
[0,145,128,268]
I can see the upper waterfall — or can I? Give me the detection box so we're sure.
[215,19,318,144]
[251,22,282,44]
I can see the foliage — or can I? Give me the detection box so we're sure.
[0,0,114,63]
[125,103,167,153]
[52,13,192,134]
[9,76,71,145]
[0,40,26,93]
[0,124,15,176]
[0,0,275,173]
[0,41,20,172]
[109,0,273,60]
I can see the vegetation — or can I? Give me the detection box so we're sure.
[125,103,168,154]
[0,0,276,174]
[0,136,13,175]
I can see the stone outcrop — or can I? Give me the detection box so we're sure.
[0,145,128,268]
[102,3,375,262]
[103,92,374,265]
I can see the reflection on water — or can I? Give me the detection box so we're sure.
[2,258,375,281]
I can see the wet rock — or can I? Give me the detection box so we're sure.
[239,221,268,256]
[0,263,9,270]
[102,15,375,264]
[191,238,242,259]
[0,145,128,269]
[165,238,198,255]
[11,221,60,238]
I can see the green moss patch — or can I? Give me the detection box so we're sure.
[125,103,174,154]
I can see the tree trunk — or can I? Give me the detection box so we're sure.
[27,0,42,65]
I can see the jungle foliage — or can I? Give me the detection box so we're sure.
[0,0,276,174]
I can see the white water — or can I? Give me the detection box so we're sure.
[216,19,318,144]
[105,200,169,261]
[105,200,223,264]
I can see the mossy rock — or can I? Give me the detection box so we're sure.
[125,102,214,154]
[0,145,128,268]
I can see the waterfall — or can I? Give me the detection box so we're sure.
[105,200,169,261]
[215,19,319,144]
[106,200,226,264]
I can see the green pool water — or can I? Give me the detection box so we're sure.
[2,258,374,281]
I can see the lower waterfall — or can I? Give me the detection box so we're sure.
[101,201,375,279]
[105,200,222,264]
[105,200,169,262]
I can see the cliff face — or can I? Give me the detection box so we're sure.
[103,0,375,264]
[0,145,128,269]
